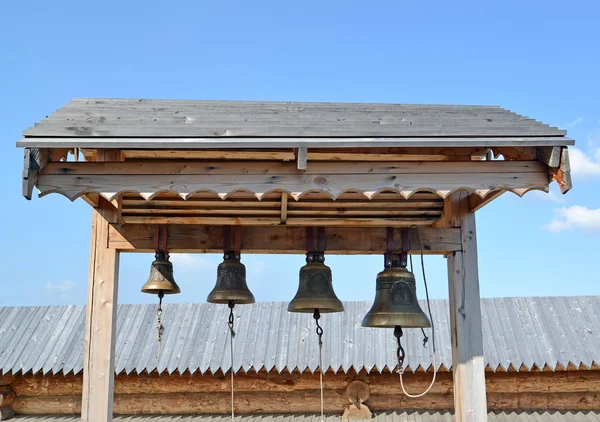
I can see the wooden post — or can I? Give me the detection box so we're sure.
[446,191,488,421]
[82,149,121,422]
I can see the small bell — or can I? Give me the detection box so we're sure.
[141,252,181,295]
[288,253,344,313]
[361,265,431,328]
[207,252,255,304]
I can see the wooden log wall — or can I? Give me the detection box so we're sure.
[8,371,600,416]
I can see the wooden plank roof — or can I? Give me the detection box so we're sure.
[17,98,573,148]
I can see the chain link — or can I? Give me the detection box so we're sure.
[156,291,164,360]
[228,300,236,422]
[393,325,405,372]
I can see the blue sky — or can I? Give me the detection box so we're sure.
[0,0,599,307]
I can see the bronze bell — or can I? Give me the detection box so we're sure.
[141,253,181,295]
[207,252,255,304]
[288,253,344,313]
[361,265,431,328]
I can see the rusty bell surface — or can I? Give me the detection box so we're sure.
[207,252,255,304]
[288,253,344,313]
[362,266,431,328]
[141,253,181,295]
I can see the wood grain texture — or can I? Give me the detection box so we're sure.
[446,191,488,421]
[10,371,600,398]
[81,150,121,422]
[17,136,574,149]
[21,148,48,200]
[107,225,462,254]
[35,160,549,202]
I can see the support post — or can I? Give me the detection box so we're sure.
[446,191,488,421]
[82,149,121,422]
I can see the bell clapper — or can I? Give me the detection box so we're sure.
[313,308,325,422]
[228,299,236,422]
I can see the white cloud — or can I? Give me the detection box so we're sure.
[532,188,565,203]
[44,280,77,298]
[565,117,584,127]
[569,147,600,178]
[169,253,215,271]
[543,206,600,234]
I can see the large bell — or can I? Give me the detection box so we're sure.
[207,252,255,304]
[361,266,431,328]
[288,253,344,313]
[141,253,181,295]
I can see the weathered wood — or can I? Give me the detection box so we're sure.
[12,371,600,398]
[122,150,296,161]
[36,162,549,202]
[281,193,288,223]
[107,225,462,254]
[535,146,562,168]
[81,149,121,422]
[11,390,600,415]
[307,152,450,161]
[554,146,572,194]
[120,216,438,226]
[468,190,505,213]
[17,136,574,150]
[40,160,547,176]
[447,191,488,421]
[0,387,15,408]
[0,376,12,387]
[21,148,48,200]
[119,147,490,162]
[296,147,307,170]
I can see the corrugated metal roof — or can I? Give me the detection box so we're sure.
[12,411,600,422]
[17,99,573,149]
[1,297,598,376]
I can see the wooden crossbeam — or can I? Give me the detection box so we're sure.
[107,225,461,254]
[36,160,549,202]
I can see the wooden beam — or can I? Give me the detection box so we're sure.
[446,191,488,421]
[535,146,562,168]
[11,371,600,398]
[468,190,505,213]
[122,149,296,161]
[82,149,121,422]
[108,225,462,254]
[11,390,600,415]
[36,161,549,202]
[280,193,288,224]
[296,147,307,170]
[82,197,119,422]
[17,136,575,149]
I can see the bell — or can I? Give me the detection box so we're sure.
[207,252,255,304]
[141,253,181,295]
[288,253,344,313]
[362,266,431,328]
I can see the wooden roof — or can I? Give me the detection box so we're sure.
[17,98,572,148]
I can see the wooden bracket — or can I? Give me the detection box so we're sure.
[22,148,48,200]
